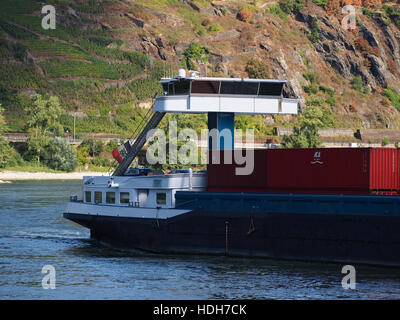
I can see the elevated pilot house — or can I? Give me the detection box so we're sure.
[153,71,299,149]
[154,74,298,115]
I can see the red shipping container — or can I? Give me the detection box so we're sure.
[207,149,268,191]
[206,148,400,194]
[266,148,399,194]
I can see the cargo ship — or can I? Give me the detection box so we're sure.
[64,71,400,267]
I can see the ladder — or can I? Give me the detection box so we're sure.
[112,109,166,176]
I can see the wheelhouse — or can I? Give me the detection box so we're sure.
[155,75,298,115]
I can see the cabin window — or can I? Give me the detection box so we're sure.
[138,189,149,207]
[220,81,259,95]
[85,191,92,203]
[174,80,191,95]
[106,192,115,204]
[162,83,168,95]
[94,191,102,204]
[156,192,167,205]
[168,83,174,95]
[191,80,220,94]
[120,192,130,204]
[258,82,283,96]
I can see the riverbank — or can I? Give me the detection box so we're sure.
[0,170,107,181]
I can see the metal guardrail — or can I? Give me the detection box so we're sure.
[4,133,82,145]
[3,133,28,142]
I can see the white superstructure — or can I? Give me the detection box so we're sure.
[66,172,206,219]
[154,76,298,115]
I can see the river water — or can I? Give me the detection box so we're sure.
[1,180,400,300]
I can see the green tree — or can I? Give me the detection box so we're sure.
[25,127,51,163]
[311,0,328,7]
[309,17,319,43]
[351,76,364,93]
[24,95,65,163]
[76,147,90,165]
[42,137,78,172]
[78,138,104,157]
[382,136,390,146]
[25,94,65,136]
[281,105,324,148]
[382,86,400,111]
[0,105,11,167]
[105,139,120,153]
[279,0,305,14]
[182,43,210,70]
[0,137,14,168]
[0,104,6,134]
[0,105,22,168]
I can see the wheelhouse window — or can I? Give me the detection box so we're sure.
[258,82,284,96]
[106,192,115,204]
[120,192,130,204]
[168,83,174,95]
[174,79,191,95]
[94,191,102,204]
[191,80,220,94]
[220,81,259,95]
[162,83,168,95]
[85,191,91,203]
[162,79,284,96]
[156,192,167,205]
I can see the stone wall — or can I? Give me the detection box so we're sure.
[275,127,356,138]
[358,129,400,143]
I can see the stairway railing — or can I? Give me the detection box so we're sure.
[108,95,159,176]
[111,109,166,176]
[127,107,154,146]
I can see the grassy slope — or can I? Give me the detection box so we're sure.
[0,0,400,136]
[0,0,264,136]
[0,0,168,136]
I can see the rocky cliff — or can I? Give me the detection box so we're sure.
[1,0,400,132]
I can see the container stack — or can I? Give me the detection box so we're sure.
[207,149,269,193]
[207,148,400,195]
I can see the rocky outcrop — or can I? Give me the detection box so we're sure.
[124,13,145,28]
[138,36,169,60]
[173,42,190,56]
[296,7,400,91]
[16,0,400,129]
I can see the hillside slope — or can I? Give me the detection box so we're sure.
[1,0,400,134]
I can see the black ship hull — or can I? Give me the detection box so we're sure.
[64,208,400,267]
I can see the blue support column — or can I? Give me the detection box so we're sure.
[208,112,234,150]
